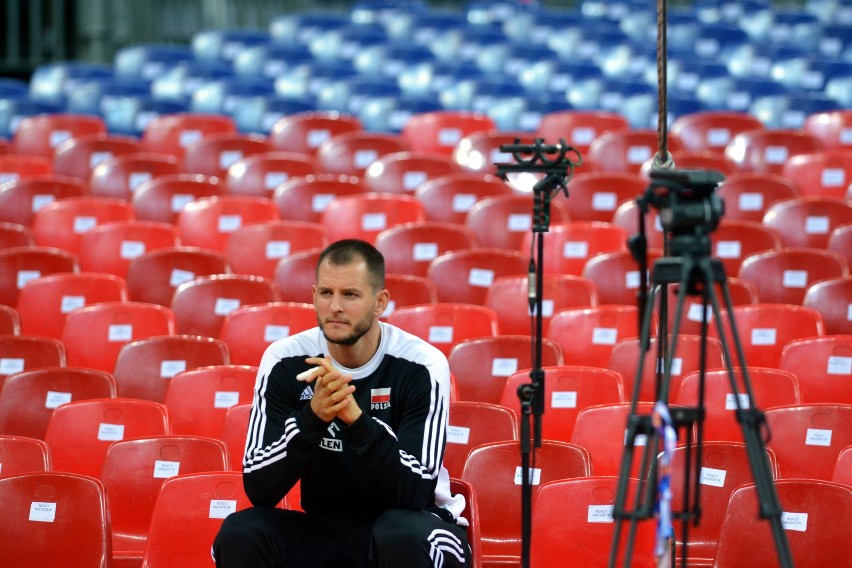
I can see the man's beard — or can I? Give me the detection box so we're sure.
[319,310,375,346]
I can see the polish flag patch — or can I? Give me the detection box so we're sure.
[371,388,391,404]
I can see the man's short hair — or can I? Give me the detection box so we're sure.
[316,239,386,292]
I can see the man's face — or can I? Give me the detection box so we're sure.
[313,260,382,347]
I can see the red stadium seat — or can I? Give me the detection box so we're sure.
[0,175,88,226]
[176,195,280,253]
[570,402,655,476]
[0,336,67,389]
[803,276,852,335]
[738,247,848,305]
[387,303,498,357]
[781,149,852,198]
[225,220,328,278]
[220,302,316,366]
[88,152,181,201]
[464,193,571,251]
[828,223,852,266]
[78,220,180,278]
[562,171,647,223]
[131,173,224,224]
[449,478,482,568]
[381,274,438,320]
[221,402,250,471]
[762,196,852,249]
[710,219,783,277]
[536,110,630,156]
[803,109,852,149]
[141,113,236,160]
[401,111,495,156]
[52,133,141,181]
[834,445,852,485]
[320,193,425,244]
[779,336,852,404]
[0,246,80,307]
[183,133,273,178]
[724,128,824,174]
[12,114,107,158]
[0,435,51,476]
[444,401,518,479]
[0,304,20,335]
[363,151,464,194]
[315,131,409,177]
[670,111,764,155]
[653,149,741,176]
[32,196,135,255]
[272,248,323,304]
[715,172,799,223]
[224,151,317,198]
[452,131,537,175]
[414,172,513,225]
[581,249,662,306]
[427,248,527,305]
[610,199,665,251]
[126,246,231,306]
[268,111,363,156]
[272,173,367,223]
[587,128,681,174]
[548,304,646,368]
[521,222,628,276]
[662,276,759,337]
[0,154,53,183]
[375,222,476,278]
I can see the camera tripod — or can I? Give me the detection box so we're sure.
[608,229,794,567]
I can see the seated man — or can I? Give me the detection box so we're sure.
[214,239,470,567]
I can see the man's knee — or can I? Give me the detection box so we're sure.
[371,509,469,567]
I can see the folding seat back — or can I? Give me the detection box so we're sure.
[715,172,799,223]
[561,171,647,223]
[779,336,852,404]
[88,152,181,201]
[738,247,848,305]
[131,173,224,224]
[781,149,852,198]
[611,199,665,251]
[171,274,281,338]
[387,303,498,357]
[414,172,513,225]
[102,435,229,562]
[670,110,764,154]
[0,435,51,475]
[570,402,656,477]
[0,304,20,335]
[710,219,783,278]
[183,133,273,178]
[141,113,236,160]
[126,246,231,306]
[113,335,230,402]
[12,114,107,158]
[220,302,315,366]
[164,364,257,437]
[0,155,53,183]
[535,110,630,156]
[803,276,852,335]
[225,220,328,278]
[448,335,564,404]
[315,131,410,177]
[803,109,852,149]
[221,402,250,471]
[320,192,425,244]
[581,249,662,306]
[375,221,476,277]
[272,173,367,223]
[465,193,571,251]
[176,195,280,253]
[451,131,536,175]
[401,111,495,156]
[78,220,180,278]
[713,479,852,567]
[662,276,759,337]
[61,301,176,372]
[724,128,824,174]
[499,365,624,443]
[445,401,518,479]
[460,440,591,565]
[449,478,482,568]
[548,304,646,368]
[530,477,656,568]
[653,149,740,176]
[32,196,135,255]
[0,221,34,249]
[834,445,852,485]
[268,111,363,156]
[427,248,527,305]
[381,274,438,321]
[0,175,89,226]
[828,224,852,266]
[484,274,597,336]
[0,367,117,439]
[224,151,317,198]
[762,196,852,249]
[141,472,252,568]
[0,336,67,389]
[520,221,628,276]
[44,398,170,477]
[587,128,681,174]
[0,471,112,568]
[272,248,323,304]
[0,246,80,307]
[364,151,464,194]
[52,133,142,181]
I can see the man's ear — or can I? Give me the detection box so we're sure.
[374,288,390,316]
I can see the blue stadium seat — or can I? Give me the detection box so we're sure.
[232,44,314,79]
[114,44,194,80]
[191,29,270,62]
[28,61,113,106]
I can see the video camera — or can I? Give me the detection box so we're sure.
[646,168,725,236]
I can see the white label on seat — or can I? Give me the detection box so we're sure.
[403,171,427,190]
[821,168,846,187]
[840,128,852,144]
[98,423,125,441]
[446,425,470,445]
[108,324,133,342]
[0,358,24,375]
[0,172,20,183]
[751,328,776,346]
[725,393,751,410]
[264,171,288,190]
[738,193,763,211]
[214,391,240,408]
[491,149,512,164]
[716,241,741,259]
[586,504,615,523]
[451,194,476,212]
[627,145,652,164]
[73,216,97,233]
[625,270,640,289]
[848,303,852,321]
[592,192,617,211]
[218,214,242,233]
[687,303,713,323]
[171,194,197,214]
[782,270,808,288]
[128,171,152,191]
[382,300,396,317]
[656,357,683,376]
[428,326,453,344]
[763,146,788,164]
[563,241,589,259]
[89,151,113,169]
[551,391,577,408]
[699,466,727,488]
[161,360,186,378]
[169,268,195,287]
[514,466,541,485]
[120,240,146,260]
[437,128,462,146]
[44,390,72,409]
[507,214,531,232]
[592,327,618,345]
[412,242,438,261]
[781,512,808,532]
[134,112,157,132]
[361,213,386,231]
[29,502,57,523]
[153,460,181,479]
[60,295,85,313]
[827,355,852,375]
[706,128,731,146]
[541,299,554,317]
[178,130,202,148]
[354,150,378,169]
[262,324,288,342]
[782,110,805,128]
[31,194,55,212]
[219,150,243,170]
[306,129,331,148]
[492,357,518,377]
[49,130,72,148]
[311,194,334,212]
[265,240,291,259]
[468,268,494,287]
[214,298,240,316]
[805,428,832,447]
[209,500,237,519]
[805,216,829,234]
[571,127,595,145]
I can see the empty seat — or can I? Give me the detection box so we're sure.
[781,149,852,198]
[272,173,367,223]
[320,192,425,244]
[387,303,498,357]
[803,109,852,150]
[587,128,681,174]
[711,219,783,278]
[375,222,476,278]
[779,336,852,404]
[401,111,496,156]
[548,304,646,368]
[315,131,410,177]
[451,130,537,175]
[176,195,280,253]
[0,336,67,389]
[88,152,181,201]
[535,110,630,157]
[0,304,20,335]
[828,223,852,266]
[381,274,438,320]
[272,248,323,304]
[414,172,513,225]
[738,247,848,305]
[0,155,53,183]
[126,246,231,307]
[221,402,250,471]
[444,401,518,479]
[183,133,273,178]
[141,113,237,160]
[449,477,482,568]
[52,133,142,181]
[581,249,662,306]
[225,220,328,278]
[427,248,527,305]
[363,151,464,194]
[762,196,852,249]
[0,175,88,226]
[562,171,647,223]
[724,128,824,174]
[0,435,51,476]
[268,111,363,156]
[570,402,656,477]
[12,113,107,158]
[803,276,852,335]
[661,276,759,337]
[521,222,628,276]
[131,173,224,224]
[220,302,315,366]
[610,199,665,251]
[32,196,135,256]
[78,220,180,278]
[0,246,80,307]
[465,193,571,252]
[0,366,116,439]
[224,151,317,198]
[715,172,799,223]
[834,445,852,485]
[670,110,764,154]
